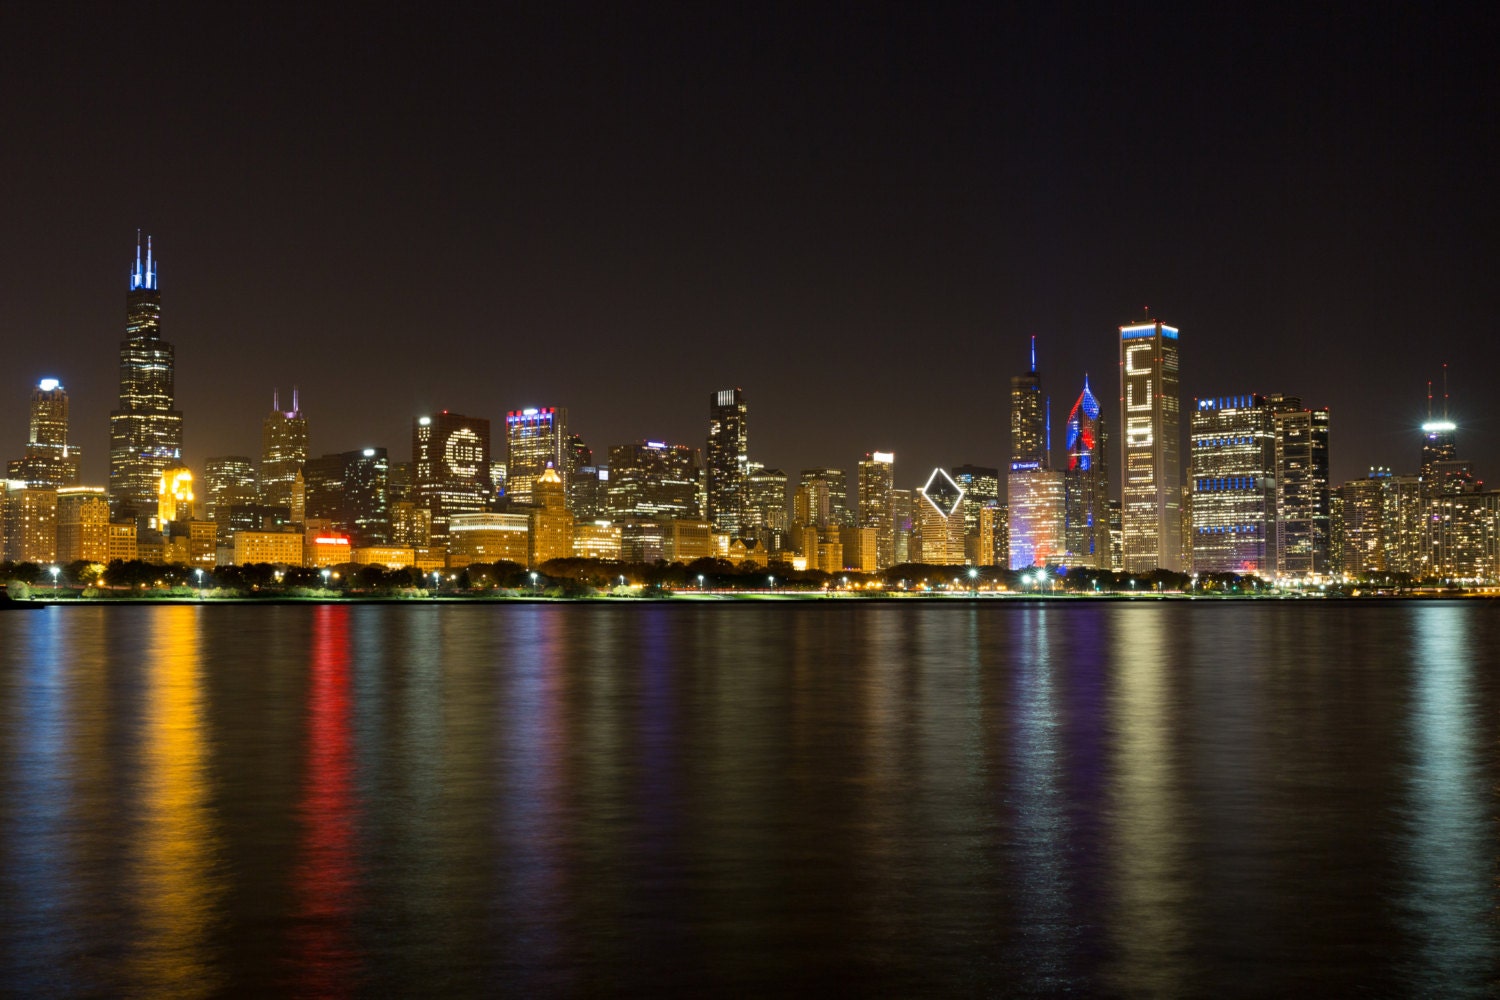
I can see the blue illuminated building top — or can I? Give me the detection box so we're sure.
[1120,322,1179,341]
[129,231,158,291]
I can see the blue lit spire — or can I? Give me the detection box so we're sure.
[129,230,158,291]
[1030,334,1037,374]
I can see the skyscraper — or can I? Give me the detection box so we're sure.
[1188,394,1277,574]
[1267,394,1331,576]
[109,233,184,522]
[506,407,568,507]
[413,411,492,550]
[916,468,967,565]
[798,469,851,527]
[744,465,789,551]
[1118,319,1182,572]
[706,388,749,536]
[303,448,391,545]
[1008,337,1063,569]
[259,387,309,508]
[1063,376,1109,567]
[858,452,895,569]
[8,378,80,488]
[952,464,1000,564]
[1339,468,1397,576]
[605,441,702,520]
[203,456,258,546]
[1010,336,1046,467]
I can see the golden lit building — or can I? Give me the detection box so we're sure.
[157,466,195,524]
[57,487,111,563]
[573,521,623,560]
[108,522,138,562]
[305,533,353,568]
[663,519,715,564]
[2,484,57,563]
[352,546,417,570]
[838,525,878,572]
[817,539,844,575]
[449,512,530,567]
[917,468,968,565]
[529,465,574,567]
[233,530,304,566]
[187,520,216,567]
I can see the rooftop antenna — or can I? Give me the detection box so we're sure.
[1030,335,1037,374]
[273,387,280,412]
[292,385,300,413]
[1426,379,1432,420]
[1442,362,1449,419]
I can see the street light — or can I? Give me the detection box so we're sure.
[768,575,775,592]
[431,570,441,594]
[195,568,204,596]
[698,574,705,593]
[321,568,331,590]
[968,567,978,592]
[530,572,539,594]
[50,565,60,594]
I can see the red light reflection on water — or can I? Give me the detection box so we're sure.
[289,604,360,995]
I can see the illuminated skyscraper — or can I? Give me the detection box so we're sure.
[413,412,492,550]
[858,452,895,569]
[56,487,110,563]
[303,448,391,545]
[1008,337,1062,569]
[1267,394,1331,575]
[1010,336,1046,467]
[1339,468,1398,576]
[506,407,568,507]
[259,387,308,508]
[109,233,184,522]
[916,468,967,565]
[605,441,701,519]
[744,465,789,551]
[1118,319,1182,572]
[1188,395,1277,575]
[1063,376,1109,567]
[706,387,749,536]
[8,378,81,488]
[799,468,851,527]
[952,464,1000,564]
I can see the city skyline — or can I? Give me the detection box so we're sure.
[6,242,1495,510]
[3,8,1497,491]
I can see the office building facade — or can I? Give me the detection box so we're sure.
[706,388,749,536]
[1189,395,1277,575]
[505,407,568,507]
[9,379,81,488]
[109,234,185,523]
[1118,319,1182,572]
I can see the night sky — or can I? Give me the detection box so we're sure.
[4,4,1498,491]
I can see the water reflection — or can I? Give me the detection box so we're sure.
[289,605,359,995]
[2,612,80,992]
[1106,607,1190,996]
[128,606,223,998]
[1403,604,1496,994]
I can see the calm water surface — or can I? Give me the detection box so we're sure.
[0,601,1496,996]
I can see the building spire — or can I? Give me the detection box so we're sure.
[292,385,300,414]
[1443,362,1449,419]
[273,388,280,412]
[1030,335,1037,374]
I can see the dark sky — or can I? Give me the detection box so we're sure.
[4,4,1498,490]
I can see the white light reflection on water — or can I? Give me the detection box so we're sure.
[1403,603,1498,995]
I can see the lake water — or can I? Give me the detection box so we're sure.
[0,600,1496,996]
